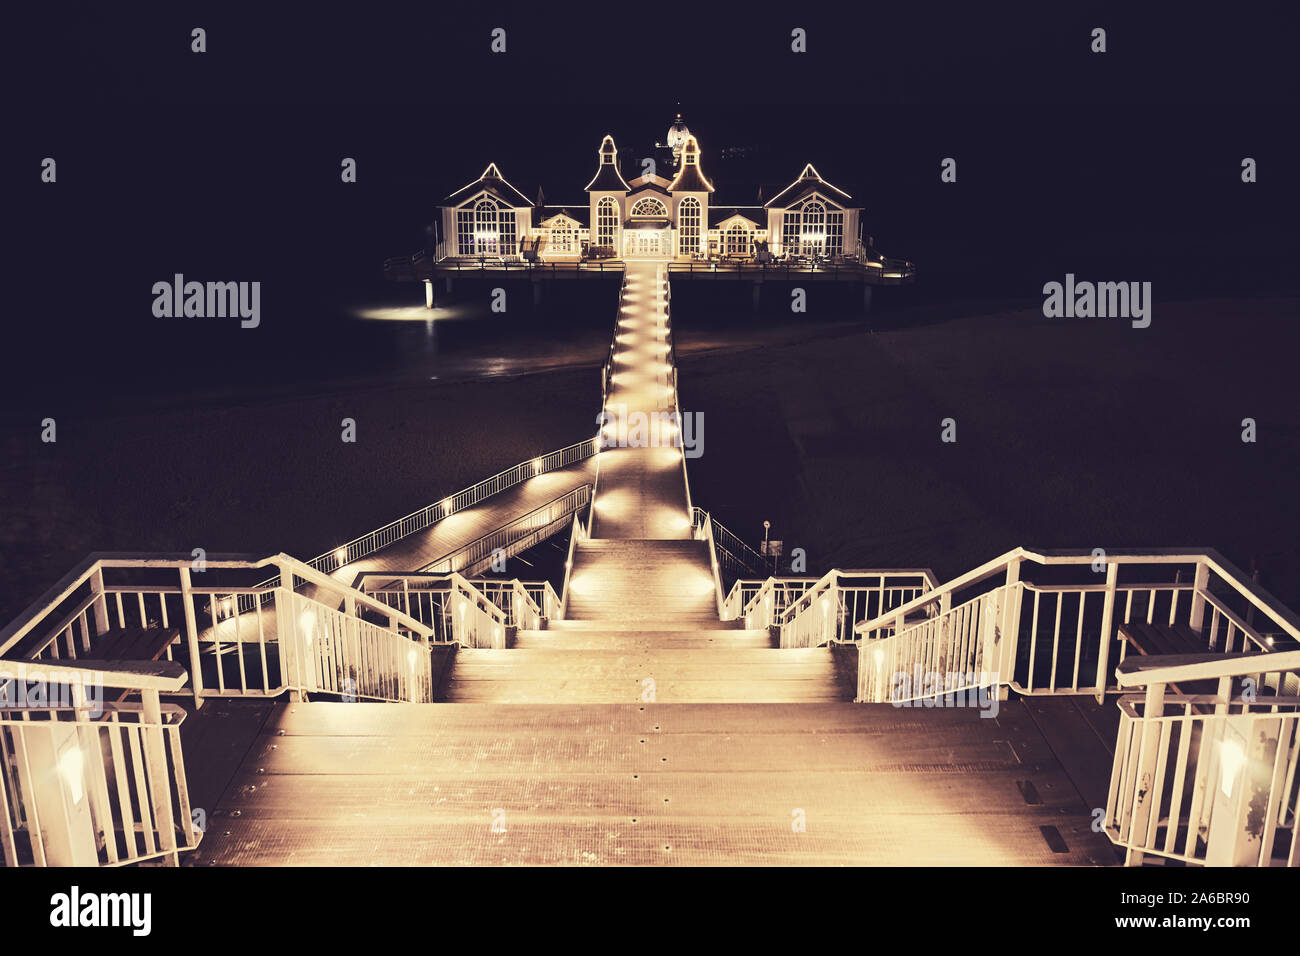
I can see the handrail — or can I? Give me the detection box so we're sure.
[696,512,728,616]
[414,485,591,576]
[447,573,508,648]
[559,508,589,620]
[692,508,768,577]
[0,658,188,692]
[855,547,1300,645]
[0,551,438,706]
[1116,650,1300,688]
[249,437,601,595]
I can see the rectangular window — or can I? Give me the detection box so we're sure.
[456,209,475,256]
[499,213,516,255]
[781,214,800,256]
[826,211,844,256]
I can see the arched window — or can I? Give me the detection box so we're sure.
[549,219,574,253]
[596,197,619,251]
[801,201,826,255]
[457,198,505,255]
[630,197,667,218]
[677,197,701,257]
[474,199,500,254]
[725,222,752,256]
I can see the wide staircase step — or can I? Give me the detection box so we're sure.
[564,539,719,623]
[442,644,848,703]
[517,627,772,649]
[190,700,1117,866]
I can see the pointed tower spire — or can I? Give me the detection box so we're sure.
[584,135,631,191]
[668,135,714,192]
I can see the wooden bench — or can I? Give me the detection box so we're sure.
[1118,620,1207,658]
[90,626,180,701]
[1118,620,1212,698]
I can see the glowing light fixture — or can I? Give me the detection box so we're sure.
[1219,736,1247,798]
[58,745,85,803]
[335,546,347,565]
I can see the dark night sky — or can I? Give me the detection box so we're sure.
[8,3,1298,405]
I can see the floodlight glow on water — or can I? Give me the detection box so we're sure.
[349,303,480,323]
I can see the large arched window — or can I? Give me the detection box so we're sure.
[456,197,517,256]
[800,201,826,255]
[724,222,753,256]
[630,197,667,218]
[596,197,619,251]
[474,199,500,254]
[677,197,701,257]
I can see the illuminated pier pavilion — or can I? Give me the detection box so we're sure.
[2,137,1299,870]
[385,115,916,310]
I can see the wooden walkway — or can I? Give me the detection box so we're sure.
[591,262,693,541]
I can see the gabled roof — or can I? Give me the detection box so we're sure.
[709,206,765,229]
[628,172,673,189]
[585,135,631,192]
[627,178,671,197]
[534,206,588,228]
[443,162,533,208]
[763,163,852,209]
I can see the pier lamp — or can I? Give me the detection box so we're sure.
[1218,734,1247,798]
[298,609,316,644]
[58,743,86,803]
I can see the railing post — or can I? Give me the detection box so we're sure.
[177,567,205,708]
[277,560,307,701]
[1094,561,1120,703]
[998,558,1022,691]
[1125,680,1166,866]
[22,715,98,865]
[89,565,110,635]
[141,689,179,865]
[1188,559,1211,636]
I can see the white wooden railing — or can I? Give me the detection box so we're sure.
[358,573,558,640]
[446,575,509,649]
[763,569,939,647]
[0,553,438,705]
[693,509,769,588]
[560,507,591,620]
[851,548,1299,703]
[1105,650,1300,867]
[420,485,590,577]
[0,660,198,867]
[279,589,432,702]
[858,584,1013,703]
